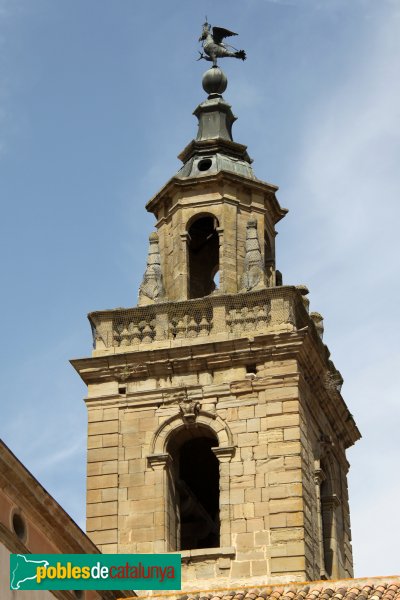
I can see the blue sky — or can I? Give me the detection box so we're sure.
[1,0,399,578]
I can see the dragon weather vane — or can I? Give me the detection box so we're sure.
[198,19,247,67]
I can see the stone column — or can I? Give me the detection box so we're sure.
[321,494,341,579]
[314,466,327,579]
[148,453,172,552]
[212,446,235,548]
[221,201,238,294]
[179,232,190,300]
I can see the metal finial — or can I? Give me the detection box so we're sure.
[198,20,247,67]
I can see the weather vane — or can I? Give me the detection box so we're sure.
[198,19,247,67]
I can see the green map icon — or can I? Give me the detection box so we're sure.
[10,554,49,590]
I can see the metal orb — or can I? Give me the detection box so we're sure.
[202,67,228,96]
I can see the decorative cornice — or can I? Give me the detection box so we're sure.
[297,333,361,449]
[74,315,360,449]
[72,328,309,385]
[145,170,285,224]
[178,137,251,164]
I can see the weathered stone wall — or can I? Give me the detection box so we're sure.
[85,348,352,588]
[77,293,360,591]
[297,364,354,581]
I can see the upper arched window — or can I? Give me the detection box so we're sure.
[264,229,275,285]
[187,215,219,299]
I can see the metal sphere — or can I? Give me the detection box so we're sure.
[202,67,228,95]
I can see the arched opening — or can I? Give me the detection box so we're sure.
[319,459,342,578]
[188,215,219,299]
[212,266,220,289]
[320,475,334,577]
[167,427,220,550]
[264,229,275,286]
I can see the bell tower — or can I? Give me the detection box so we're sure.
[141,67,284,304]
[72,59,360,590]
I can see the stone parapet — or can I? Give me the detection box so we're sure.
[89,286,309,355]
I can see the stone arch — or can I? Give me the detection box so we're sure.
[148,409,235,552]
[149,410,234,457]
[185,211,219,232]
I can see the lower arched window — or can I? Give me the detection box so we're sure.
[319,458,343,578]
[166,426,220,550]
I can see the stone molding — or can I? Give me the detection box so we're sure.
[179,546,236,563]
[212,446,236,462]
[321,493,341,509]
[147,453,172,471]
[149,409,234,456]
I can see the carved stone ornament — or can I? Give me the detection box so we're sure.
[179,398,201,424]
[324,365,343,393]
[240,217,266,292]
[324,372,341,393]
[296,285,310,313]
[90,319,106,348]
[138,232,165,305]
[168,389,201,424]
[310,311,324,339]
[313,467,326,486]
[113,363,146,382]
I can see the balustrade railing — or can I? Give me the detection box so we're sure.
[89,287,307,351]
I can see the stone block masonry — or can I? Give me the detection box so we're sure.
[74,314,359,588]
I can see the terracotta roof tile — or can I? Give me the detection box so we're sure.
[173,576,400,600]
[376,587,388,594]
[296,588,310,598]
[308,589,324,599]
[282,590,297,600]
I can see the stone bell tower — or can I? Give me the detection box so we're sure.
[72,64,360,590]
